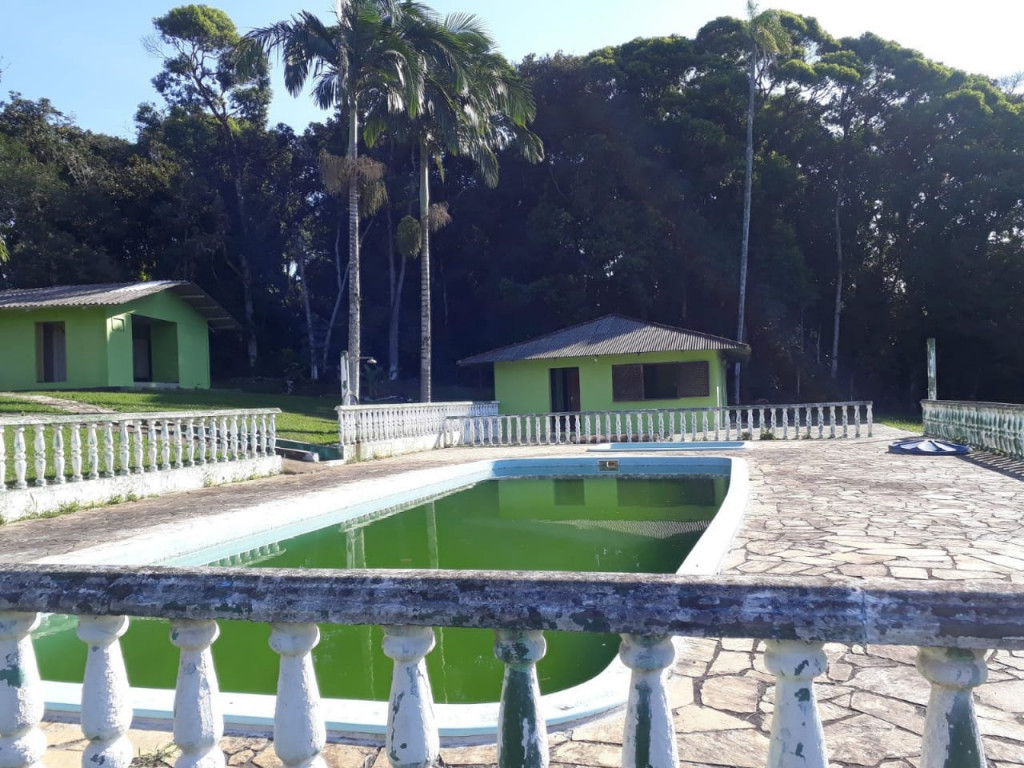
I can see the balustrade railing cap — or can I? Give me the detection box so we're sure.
[0,408,280,426]
[335,401,497,414]
[0,565,1019,649]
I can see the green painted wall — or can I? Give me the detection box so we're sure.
[494,350,729,415]
[0,289,211,390]
[0,306,110,390]
[120,291,210,388]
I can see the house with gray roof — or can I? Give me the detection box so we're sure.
[458,314,748,415]
[0,281,239,390]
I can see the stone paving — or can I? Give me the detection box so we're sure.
[6,426,1024,768]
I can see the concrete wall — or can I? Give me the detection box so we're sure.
[494,350,728,415]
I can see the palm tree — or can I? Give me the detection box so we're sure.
[369,12,542,401]
[243,0,424,402]
[735,1,791,404]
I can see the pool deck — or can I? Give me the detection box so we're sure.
[6,425,1024,768]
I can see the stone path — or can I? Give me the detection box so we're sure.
[7,428,1024,768]
[0,391,116,414]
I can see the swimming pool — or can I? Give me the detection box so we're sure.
[38,455,749,736]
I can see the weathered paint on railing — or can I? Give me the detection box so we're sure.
[450,401,873,447]
[923,399,1024,460]
[0,409,279,490]
[335,401,498,447]
[0,565,1012,768]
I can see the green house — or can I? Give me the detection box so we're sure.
[0,282,239,391]
[459,314,749,414]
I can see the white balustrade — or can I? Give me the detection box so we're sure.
[0,410,279,494]
[924,399,1024,460]
[0,611,45,768]
[446,402,873,448]
[77,615,133,768]
[382,625,439,768]
[170,619,225,768]
[0,569,1018,767]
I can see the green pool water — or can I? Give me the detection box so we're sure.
[35,475,727,703]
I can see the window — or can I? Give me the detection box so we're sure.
[35,322,67,383]
[612,361,709,401]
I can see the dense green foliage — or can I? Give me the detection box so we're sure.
[2,6,1023,409]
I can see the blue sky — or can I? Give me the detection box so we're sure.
[1,1,1021,138]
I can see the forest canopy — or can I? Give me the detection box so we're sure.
[1,4,1022,408]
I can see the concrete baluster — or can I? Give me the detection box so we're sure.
[867,402,873,436]
[494,629,548,768]
[381,626,439,768]
[817,406,824,438]
[131,423,143,473]
[619,634,678,768]
[51,426,66,484]
[764,640,829,768]
[238,418,249,459]
[12,427,27,489]
[114,423,126,479]
[842,406,849,437]
[230,416,240,460]
[32,425,46,487]
[169,619,224,768]
[268,415,277,454]
[208,417,219,462]
[829,406,837,438]
[160,421,171,470]
[219,417,229,462]
[106,423,118,477]
[186,419,197,466]
[147,422,158,471]
[174,419,185,468]
[270,623,326,768]
[916,647,988,768]
[0,612,46,768]
[260,415,269,456]
[853,405,861,437]
[88,424,101,480]
[0,426,5,492]
[198,419,209,465]
[77,615,133,768]
[249,415,259,457]
[70,424,83,482]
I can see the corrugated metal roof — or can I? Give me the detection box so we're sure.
[0,282,241,331]
[459,314,749,365]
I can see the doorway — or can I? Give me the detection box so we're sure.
[549,367,581,413]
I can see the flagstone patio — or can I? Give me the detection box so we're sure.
[6,425,1023,768]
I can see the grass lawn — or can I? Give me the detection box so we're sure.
[23,390,340,445]
[875,414,923,433]
[0,395,66,415]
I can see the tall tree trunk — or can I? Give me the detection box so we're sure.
[389,254,408,383]
[831,181,844,380]
[419,140,432,403]
[346,96,361,403]
[295,247,319,381]
[734,49,756,405]
[320,220,347,374]
[229,163,259,370]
